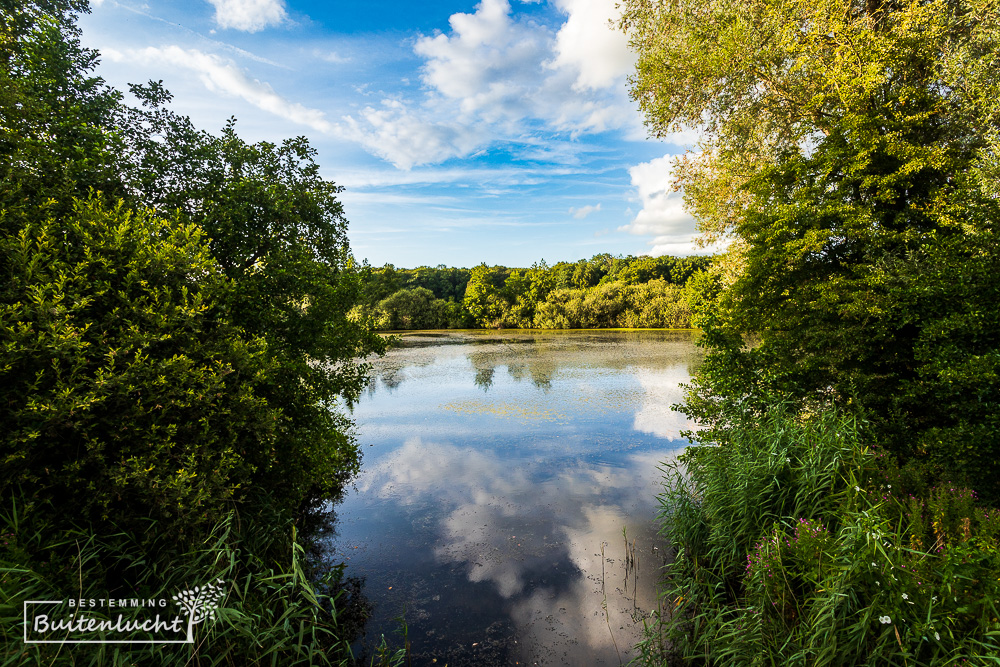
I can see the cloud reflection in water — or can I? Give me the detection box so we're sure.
[336,331,700,665]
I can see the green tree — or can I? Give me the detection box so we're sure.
[0,0,122,234]
[464,264,509,328]
[117,103,386,512]
[621,0,1000,495]
[377,287,443,329]
[1,1,385,528]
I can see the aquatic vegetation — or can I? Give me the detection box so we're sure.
[638,407,1000,666]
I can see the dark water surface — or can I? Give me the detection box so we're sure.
[332,330,701,666]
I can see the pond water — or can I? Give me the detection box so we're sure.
[331,330,701,666]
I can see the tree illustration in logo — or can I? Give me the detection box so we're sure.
[172,578,225,642]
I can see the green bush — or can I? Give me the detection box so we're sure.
[1,3,392,662]
[376,287,443,329]
[0,198,276,545]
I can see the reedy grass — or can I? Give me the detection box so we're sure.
[0,499,406,667]
[639,405,1000,666]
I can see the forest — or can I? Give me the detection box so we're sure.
[355,254,710,330]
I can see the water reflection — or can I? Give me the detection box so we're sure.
[334,331,700,666]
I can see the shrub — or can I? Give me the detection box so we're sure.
[0,198,276,545]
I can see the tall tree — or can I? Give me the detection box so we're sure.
[0,0,122,232]
[115,93,387,512]
[621,0,1000,495]
[1,1,385,527]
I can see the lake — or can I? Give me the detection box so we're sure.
[331,330,701,666]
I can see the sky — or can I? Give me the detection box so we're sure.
[79,0,704,268]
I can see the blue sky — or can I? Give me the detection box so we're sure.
[80,0,703,268]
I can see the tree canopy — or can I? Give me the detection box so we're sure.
[354,254,710,331]
[0,0,384,544]
[621,0,1000,496]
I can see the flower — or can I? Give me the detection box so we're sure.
[855,486,861,492]
[879,615,892,624]
[935,632,941,641]
[902,593,909,600]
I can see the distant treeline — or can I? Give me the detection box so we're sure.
[354,253,711,330]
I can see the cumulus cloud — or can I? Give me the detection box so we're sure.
[569,203,600,219]
[205,0,286,32]
[105,45,332,133]
[619,154,703,255]
[415,0,550,125]
[550,0,633,90]
[343,0,636,169]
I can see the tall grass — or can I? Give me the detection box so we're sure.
[639,406,1000,666]
[0,499,406,666]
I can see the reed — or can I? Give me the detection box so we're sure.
[1,498,407,667]
[639,405,1000,666]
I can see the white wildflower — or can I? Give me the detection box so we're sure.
[935,632,940,641]
[902,593,908,600]
[879,615,891,624]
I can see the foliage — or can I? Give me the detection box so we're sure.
[0,198,276,544]
[375,287,445,330]
[1,0,392,661]
[621,0,1000,497]
[3,0,385,523]
[354,255,708,331]
[115,91,388,510]
[462,263,510,328]
[640,405,1000,666]
[0,0,123,233]
[534,279,692,329]
[623,1,1000,663]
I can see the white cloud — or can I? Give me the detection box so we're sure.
[619,154,706,255]
[569,203,600,219]
[550,0,633,90]
[343,0,636,169]
[105,45,332,133]
[205,0,286,32]
[414,0,548,124]
[341,100,486,170]
[315,49,351,64]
